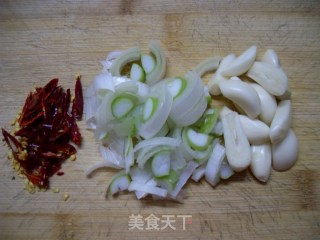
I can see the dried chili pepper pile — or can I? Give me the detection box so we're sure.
[2,77,83,192]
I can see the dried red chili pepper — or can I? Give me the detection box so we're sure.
[72,76,84,120]
[2,77,83,190]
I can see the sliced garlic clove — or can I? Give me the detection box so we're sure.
[270,100,292,144]
[208,54,236,96]
[221,45,257,77]
[261,49,280,68]
[221,110,251,172]
[250,83,277,125]
[219,77,261,119]
[250,144,272,182]
[272,129,298,171]
[247,61,288,96]
[239,115,270,145]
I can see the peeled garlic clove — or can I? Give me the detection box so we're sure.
[272,129,298,171]
[261,49,280,67]
[239,115,270,145]
[250,144,272,182]
[261,50,291,101]
[276,90,292,100]
[219,77,261,119]
[250,83,277,125]
[208,54,236,96]
[221,45,257,77]
[270,100,292,144]
[221,110,251,172]
[247,61,288,96]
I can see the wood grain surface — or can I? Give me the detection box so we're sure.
[0,1,319,239]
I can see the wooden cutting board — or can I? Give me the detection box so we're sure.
[0,1,319,239]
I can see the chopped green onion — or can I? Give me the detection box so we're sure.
[138,82,173,139]
[141,54,156,74]
[110,47,141,76]
[153,122,169,137]
[157,169,179,192]
[145,41,166,85]
[198,108,219,134]
[181,128,215,163]
[111,96,135,119]
[128,180,168,198]
[130,63,145,82]
[125,137,134,173]
[107,171,131,196]
[205,142,225,187]
[185,127,213,151]
[151,151,171,177]
[167,77,187,100]
[143,97,159,121]
[137,145,175,169]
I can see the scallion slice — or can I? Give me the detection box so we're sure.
[197,108,219,134]
[145,41,166,85]
[107,171,131,196]
[130,63,145,82]
[143,97,159,121]
[110,47,141,76]
[156,169,179,192]
[151,151,171,178]
[141,54,156,74]
[193,56,220,77]
[111,94,136,119]
[185,128,213,151]
[167,77,187,100]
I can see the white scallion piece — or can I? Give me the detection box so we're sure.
[110,47,141,76]
[145,41,166,85]
[138,83,173,139]
[107,171,131,196]
[124,137,134,173]
[151,151,171,177]
[130,63,145,82]
[167,77,187,100]
[191,164,206,182]
[135,178,158,199]
[219,160,234,180]
[205,142,226,187]
[185,128,212,151]
[193,56,221,77]
[134,137,180,152]
[128,181,168,198]
[170,161,198,198]
[141,54,156,74]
